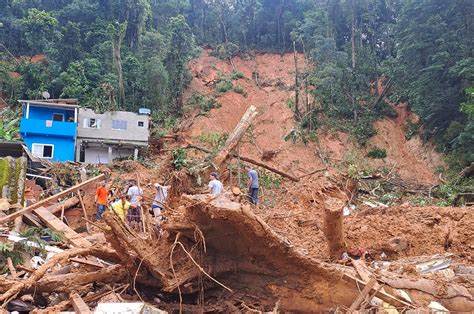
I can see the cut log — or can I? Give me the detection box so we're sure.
[213,105,258,168]
[70,293,92,314]
[0,174,105,225]
[324,199,345,259]
[34,206,92,248]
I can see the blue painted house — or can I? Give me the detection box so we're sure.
[19,100,78,162]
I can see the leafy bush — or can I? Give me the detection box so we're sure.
[211,42,240,60]
[405,120,420,140]
[353,119,377,146]
[233,84,247,96]
[172,148,187,170]
[367,147,387,159]
[198,132,227,150]
[186,93,220,113]
[216,80,233,93]
[230,71,244,80]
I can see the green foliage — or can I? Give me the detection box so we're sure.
[0,112,19,140]
[186,93,220,113]
[367,147,387,159]
[230,71,244,80]
[198,132,228,150]
[232,84,247,96]
[172,148,187,170]
[259,171,282,189]
[405,120,420,140]
[215,80,233,93]
[211,42,240,60]
[20,227,63,243]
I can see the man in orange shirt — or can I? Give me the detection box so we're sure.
[95,181,108,219]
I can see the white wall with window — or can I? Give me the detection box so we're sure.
[83,118,101,129]
[31,143,54,159]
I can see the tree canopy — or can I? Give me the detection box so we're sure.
[0,0,472,167]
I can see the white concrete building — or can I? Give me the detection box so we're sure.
[76,108,150,164]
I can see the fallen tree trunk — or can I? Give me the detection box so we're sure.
[213,105,258,168]
[188,144,299,182]
[0,245,118,304]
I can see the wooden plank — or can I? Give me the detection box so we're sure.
[343,273,413,309]
[0,174,104,225]
[349,277,377,311]
[77,191,90,232]
[34,207,91,248]
[71,292,91,314]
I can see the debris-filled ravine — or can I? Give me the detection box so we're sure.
[0,102,473,313]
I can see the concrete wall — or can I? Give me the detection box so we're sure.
[23,134,76,162]
[77,108,149,143]
[83,146,134,164]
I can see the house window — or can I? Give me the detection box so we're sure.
[112,120,127,130]
[32,144,54,159]
[138,121,144,127]
[84,118,100,129]
[52,113,64,122]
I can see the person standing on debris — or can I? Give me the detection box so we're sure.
[127,180,143,226]
[111,194,131,222]
[152,182,170,221]
[246,166,259,205]
[95,181,108,219]
[127,180,143,206]
[208,172,223,196]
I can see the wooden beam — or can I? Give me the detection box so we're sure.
[213,105,258,168]
[349,277,377,311]
[76,191,90,233]
[343,273,413,309]
[70,292,92,314]
[0,174,104,225]
[34,207,92,248]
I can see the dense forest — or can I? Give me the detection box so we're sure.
[0,0,472,170]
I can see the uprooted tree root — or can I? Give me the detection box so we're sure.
[2,195,472,312]
[102,195,473,312]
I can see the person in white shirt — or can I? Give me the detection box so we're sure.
[208,172,223,196]
[152,182,170,220]
[126,180,143,225]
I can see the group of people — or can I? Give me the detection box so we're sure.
[95,180,170,228]
[95,166,260,225]
[207,166,259,205]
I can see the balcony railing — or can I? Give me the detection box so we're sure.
[20,118,77,138]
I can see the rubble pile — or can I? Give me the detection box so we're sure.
[0,102,472,312]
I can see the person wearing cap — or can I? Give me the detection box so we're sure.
[152,182,170,220]
[208,172,223,196]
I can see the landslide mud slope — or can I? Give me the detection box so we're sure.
[184,49,443,185]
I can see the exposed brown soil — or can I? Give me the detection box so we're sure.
[185,49,443,184]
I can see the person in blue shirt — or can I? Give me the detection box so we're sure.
[246,166,259,205]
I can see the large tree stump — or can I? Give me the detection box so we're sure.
[324,199,345,259]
